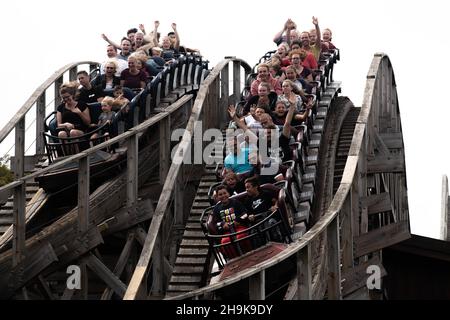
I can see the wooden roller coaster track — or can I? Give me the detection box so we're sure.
[0,52,409,300]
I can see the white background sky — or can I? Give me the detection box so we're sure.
[1,0,449,239]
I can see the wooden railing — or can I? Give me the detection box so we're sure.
[123,57,252,299]
[441,175,450,241]
[162,53,409,300]
[0,61,99,154]
[0,92,195,268]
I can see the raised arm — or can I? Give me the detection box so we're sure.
[139,23,146,35]
[152,21,160,46]
[101,34,121,50]
[171,23,180,50]
[282,97,296,138]
[312,16,321,48]
[273,19,289,44]
[228,105,258,140]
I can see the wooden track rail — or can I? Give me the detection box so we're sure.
[124,57,252,299]
[0,52,410,300]
[161,53,410,300]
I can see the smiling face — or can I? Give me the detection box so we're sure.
[257,65,269,81]
[216,188,230,204]
[134,33,144,47]
[300,32,310,47]
[121,39,132,54]
[274,102,286,116]
[323,29,332,42]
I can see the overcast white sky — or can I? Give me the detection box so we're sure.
[1,0,449,239]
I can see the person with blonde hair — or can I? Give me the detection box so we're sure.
[120,55,147,90]
[90,96,116,141]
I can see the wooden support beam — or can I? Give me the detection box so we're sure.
[249,270,265,300]
[367,156,404,174]
[13,118,25,267]
[151,232,164,296]
[98,199,154,236]
[441,175,449,241]
[327,216,341,300]
[174,173,184,226]
[37,275,55,300]
[41,227,104,277]
[0,242,57,299]
[354,221,410,257]
[373,131,390,157]
[220,64,229,126]
[379,133,403,149]
[159,117,171,185]
[127,135,139,207]
[85,253,127,298]
[61,288,75,300]
[69,66,78,81]
[341,193,354,270]
[77,155,90,300]
[233,61,241,105]
[36,94,46,155]
[78,156,90,232]
[101,231,135,299]
[54,76,63,108]
[13,184,26,267]
[361,192,392,215]
[296,245,311,300]
[134,226,148,247]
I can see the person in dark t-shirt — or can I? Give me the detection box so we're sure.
[211,185,252,259]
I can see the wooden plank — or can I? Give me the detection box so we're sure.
[123,60,230,300]
[101,231,135,300]
[37,275,55,300]
[98,199,154,236]
[151,232,164,296]
[0,61,98,144]
[233,61,241,104]
[297,245,311,299]
[41,227,104,277]
[13,184,26,266]
[354,221,411,257]
[85,253,127,298]
[12,117,26,266]
[159,116,171,185]
[127,135,139,208]
[341,193,354,270]
[61,288,75,300]
[249,270,265,300]
[379,133,403,149]
[36,94,46,155]
[0,242,57,299]
[342,255,386,296]
[220,63,229,126]
[327,216,341,299]
[69,66,78,81]
[361,192,392,215]
[78,156,90,232]
[441,175,449,241]
[367,156,404,174]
